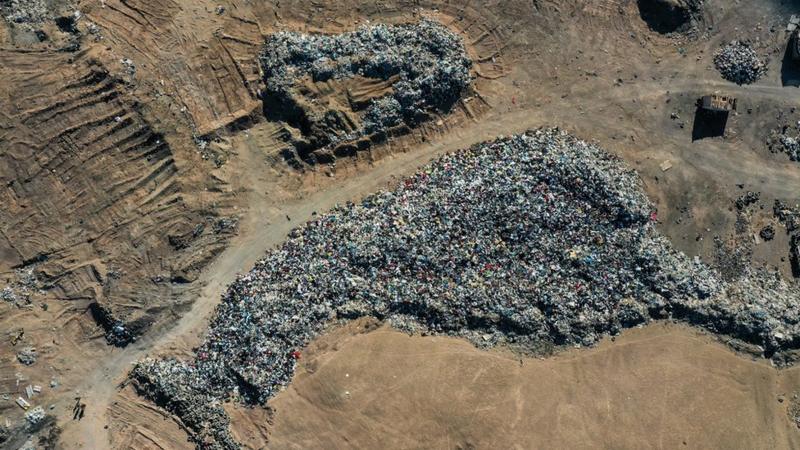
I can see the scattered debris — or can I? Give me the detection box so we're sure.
[120,58,136,80]
[1,0,51,25]
[10,330,24,346]
[24,406,45,425]
[16,348,37,366]
[768,124,800,162]
[1,267,41,307]
[213,217,239,234]
[778,135,800,161]
[760,225,776,241]
[735,191,760,210]
[775,200,800,232]
[713,236,753,281]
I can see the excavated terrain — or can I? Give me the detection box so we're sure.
[0,0,799,449]
[0,48,237,345]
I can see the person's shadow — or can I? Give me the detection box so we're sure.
[782,34,800,87]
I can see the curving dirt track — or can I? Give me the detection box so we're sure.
[1,0,800,448]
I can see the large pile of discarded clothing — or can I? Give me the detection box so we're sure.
[259,19,472,154]
[132,129,800,449]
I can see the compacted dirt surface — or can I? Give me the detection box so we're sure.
[1,0,799,448]
[101,320,800,450]
[267,321,800,450]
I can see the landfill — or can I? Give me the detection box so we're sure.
[131,129,800,449]
[713,40,767,85]
[259,19,472,153]
[1,0,50,25]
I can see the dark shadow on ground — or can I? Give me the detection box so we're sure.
[692,108,728,141]
[781,36,800,87]
[637,0,690,34]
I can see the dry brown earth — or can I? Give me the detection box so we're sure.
[268,321,800,450]
[104,321,800,450]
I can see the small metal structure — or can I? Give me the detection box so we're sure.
[692,94,736,140]
[699,94,737,113]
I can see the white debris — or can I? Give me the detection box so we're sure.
[16,397,30,410]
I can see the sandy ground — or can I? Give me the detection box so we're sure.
[0,0,799,448]
[105,320,800,450]
[267,321,800,450]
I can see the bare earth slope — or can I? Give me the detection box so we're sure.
[0,47,236,343]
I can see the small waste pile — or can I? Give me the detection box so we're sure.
[778,135,800,161]
[1,0,50,24]
[775,200,800,233]
[1,267,39,307]
[713,40,767,85]
[779,135,800,160]
[260,19,472,162]
[132,129,800,449]
[767,125,800,162]
[16,347,37,366]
